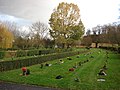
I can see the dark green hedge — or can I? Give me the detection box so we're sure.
[16,49,55,57]
[1,48,73,59]
[27,50,39,56]
[0,50,88,72]
[0,51,5,59]
[16,50,27,57]
[40,49,55,55]
[99,46,119,53]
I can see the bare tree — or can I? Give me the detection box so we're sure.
[29,21,49,48]
[30,21,49,39]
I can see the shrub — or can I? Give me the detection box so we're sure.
[99,46,119,53]
[0,50,88,72]
[16,50,27,57]
[27,50,39,56]
[40,49,55,55]
[0,51,5,59]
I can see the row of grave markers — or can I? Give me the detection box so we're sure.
[21,50,109,83]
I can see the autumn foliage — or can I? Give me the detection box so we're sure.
[49,2,84,48]
[0,23,14,49]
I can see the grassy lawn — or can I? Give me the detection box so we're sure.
[0,48,119,90]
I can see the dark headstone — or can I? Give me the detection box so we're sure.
[78,62,81,66]
[45,63,49,66]
[26,69,30,75]
[76,55,80,58]
[98,69,107,76]
[56,75,63,79]
[67,57,72,60]
[40,64,44,68]
[90,56,94,58]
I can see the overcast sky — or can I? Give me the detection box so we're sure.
[0,0,119,29]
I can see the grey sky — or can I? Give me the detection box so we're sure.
[0,0,119,29]
[0,0,55,23]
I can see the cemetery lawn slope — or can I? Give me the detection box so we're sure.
[0,49,119,90]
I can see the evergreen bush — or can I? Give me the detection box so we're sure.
[0,51,5,59]
[0,50,88,72]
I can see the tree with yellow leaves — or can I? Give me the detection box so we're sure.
[49,2,85,48]
[0,23,14,49]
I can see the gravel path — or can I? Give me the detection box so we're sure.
[0,81,60,90]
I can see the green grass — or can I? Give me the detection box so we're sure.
[0,49,119,90]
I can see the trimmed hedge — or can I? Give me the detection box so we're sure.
[0,51,5,59]
[99,46,114,50]
[27,50,39,56]
[0,50,88,72]
[16,50,27,57]
[40,49,55,55]
[0,48,73,59]
[99,46,120,53]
